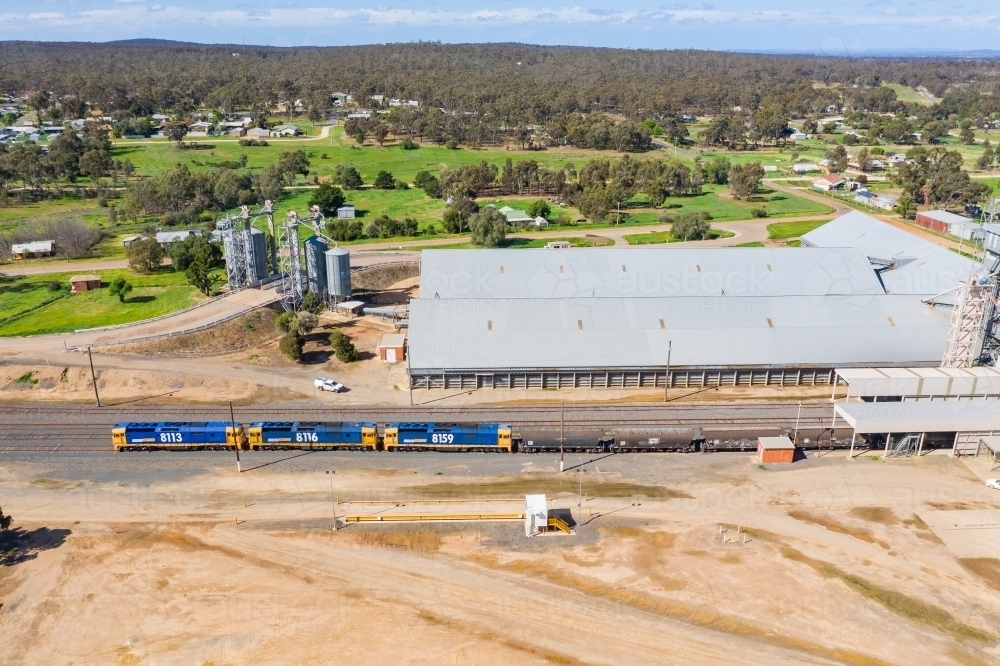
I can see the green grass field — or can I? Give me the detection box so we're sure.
[0,268,208,336]
[420,236,614,250]
[624,229,734,245]
[113,126,622,182]
[884,84,930,106]
[766,220,829,239]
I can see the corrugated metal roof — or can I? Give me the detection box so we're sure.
[836,366,1000,397]
[409,295,951,371]
[835,400,1000,433]
[919,210,972,225]
[419,247,886,299]
[801,211,977,295]
[11,240,53,253]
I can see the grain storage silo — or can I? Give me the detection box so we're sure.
[325,246,352,300]
[304,236,328,297]
[250,228,269,281]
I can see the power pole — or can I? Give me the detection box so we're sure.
[559,401,565,472]
[664,341,672,403]
[230,400,241,473]
[87,348,101,407]
[793,401,801,444]
[326,470,337,531]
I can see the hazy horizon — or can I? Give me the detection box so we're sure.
[2,1,997,54]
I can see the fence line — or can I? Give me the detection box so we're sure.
[68,299,277,351]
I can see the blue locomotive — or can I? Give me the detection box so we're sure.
[383,422,515,452]
[247,421,378,451]
[112,421,247,451]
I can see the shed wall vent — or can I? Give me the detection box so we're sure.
[767,318,774,328]
[577,319,583,329]
[659,319,665,329]
[487,320,492,331]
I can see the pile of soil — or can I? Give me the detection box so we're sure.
[352,263,420,291]
[104,307,281,357]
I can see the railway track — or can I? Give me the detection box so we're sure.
[0,402,846,453]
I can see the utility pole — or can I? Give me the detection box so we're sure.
[87,347,101,407]
[326,470,337,531]
[578,466,585,508]
[664,341,672,403]
[230,400,241,473]
[793,401,801,445]
[559,401,565,472]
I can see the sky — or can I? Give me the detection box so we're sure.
[1,1,998,53]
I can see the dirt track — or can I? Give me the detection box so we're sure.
[3,451,1000,665]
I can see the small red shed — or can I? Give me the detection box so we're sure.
[757,436,796,464]
[70,274,101,293]
[377,333,406,363]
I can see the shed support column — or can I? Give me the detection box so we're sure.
[883,433,892,459]
[917,432,925,457]
[849,431,857,459]
[951,432,959,457]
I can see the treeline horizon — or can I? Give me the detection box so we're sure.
[2,41,999,123]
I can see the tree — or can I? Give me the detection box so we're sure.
[373,170,395,189]
[727,162,764,200]
[279,333,304,362]
[276,312,298,333]
[414,170,442,197]
[329,330,360,362]
[107,276,132,303]
[527,200,551,219]
[297,312,318,333]
[978,144,995,171]
[79,149,112,180]
[334,165,363,189]
[0,505,11,532]
[671,213,712,241]
[126,237,164,273]
[301,290,323,314]
[702,156,731,185]
[469,207,508,247]
[308,105,322,123]
[371,122,389,146]
[164,121,189,146]
[277,150,310,181]
[959,127,976,145]
[309,183,346,216]
[856,147,872,173]
[169,235,219,272]
[895,195,917,219]
[825,144,848,172]
[183,239,220,295]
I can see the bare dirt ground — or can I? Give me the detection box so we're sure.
[3,451,1000,665]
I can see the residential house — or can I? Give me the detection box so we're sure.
[813,173,845,192]
[545,241,571,249]
[788,131,808,141]
[497,206,534,226]
[155,230,200,247]
[270,124,299,137]
[853,189,897,211]
[151,114,169,122]
[791,163,820,174]
[11,240,55,258]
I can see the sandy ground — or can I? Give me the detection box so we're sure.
[3,450,1000,665]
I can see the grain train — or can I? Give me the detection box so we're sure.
[112,420,851,453]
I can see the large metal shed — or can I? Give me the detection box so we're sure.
[407,294,951,389]
[801,211,977,296]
